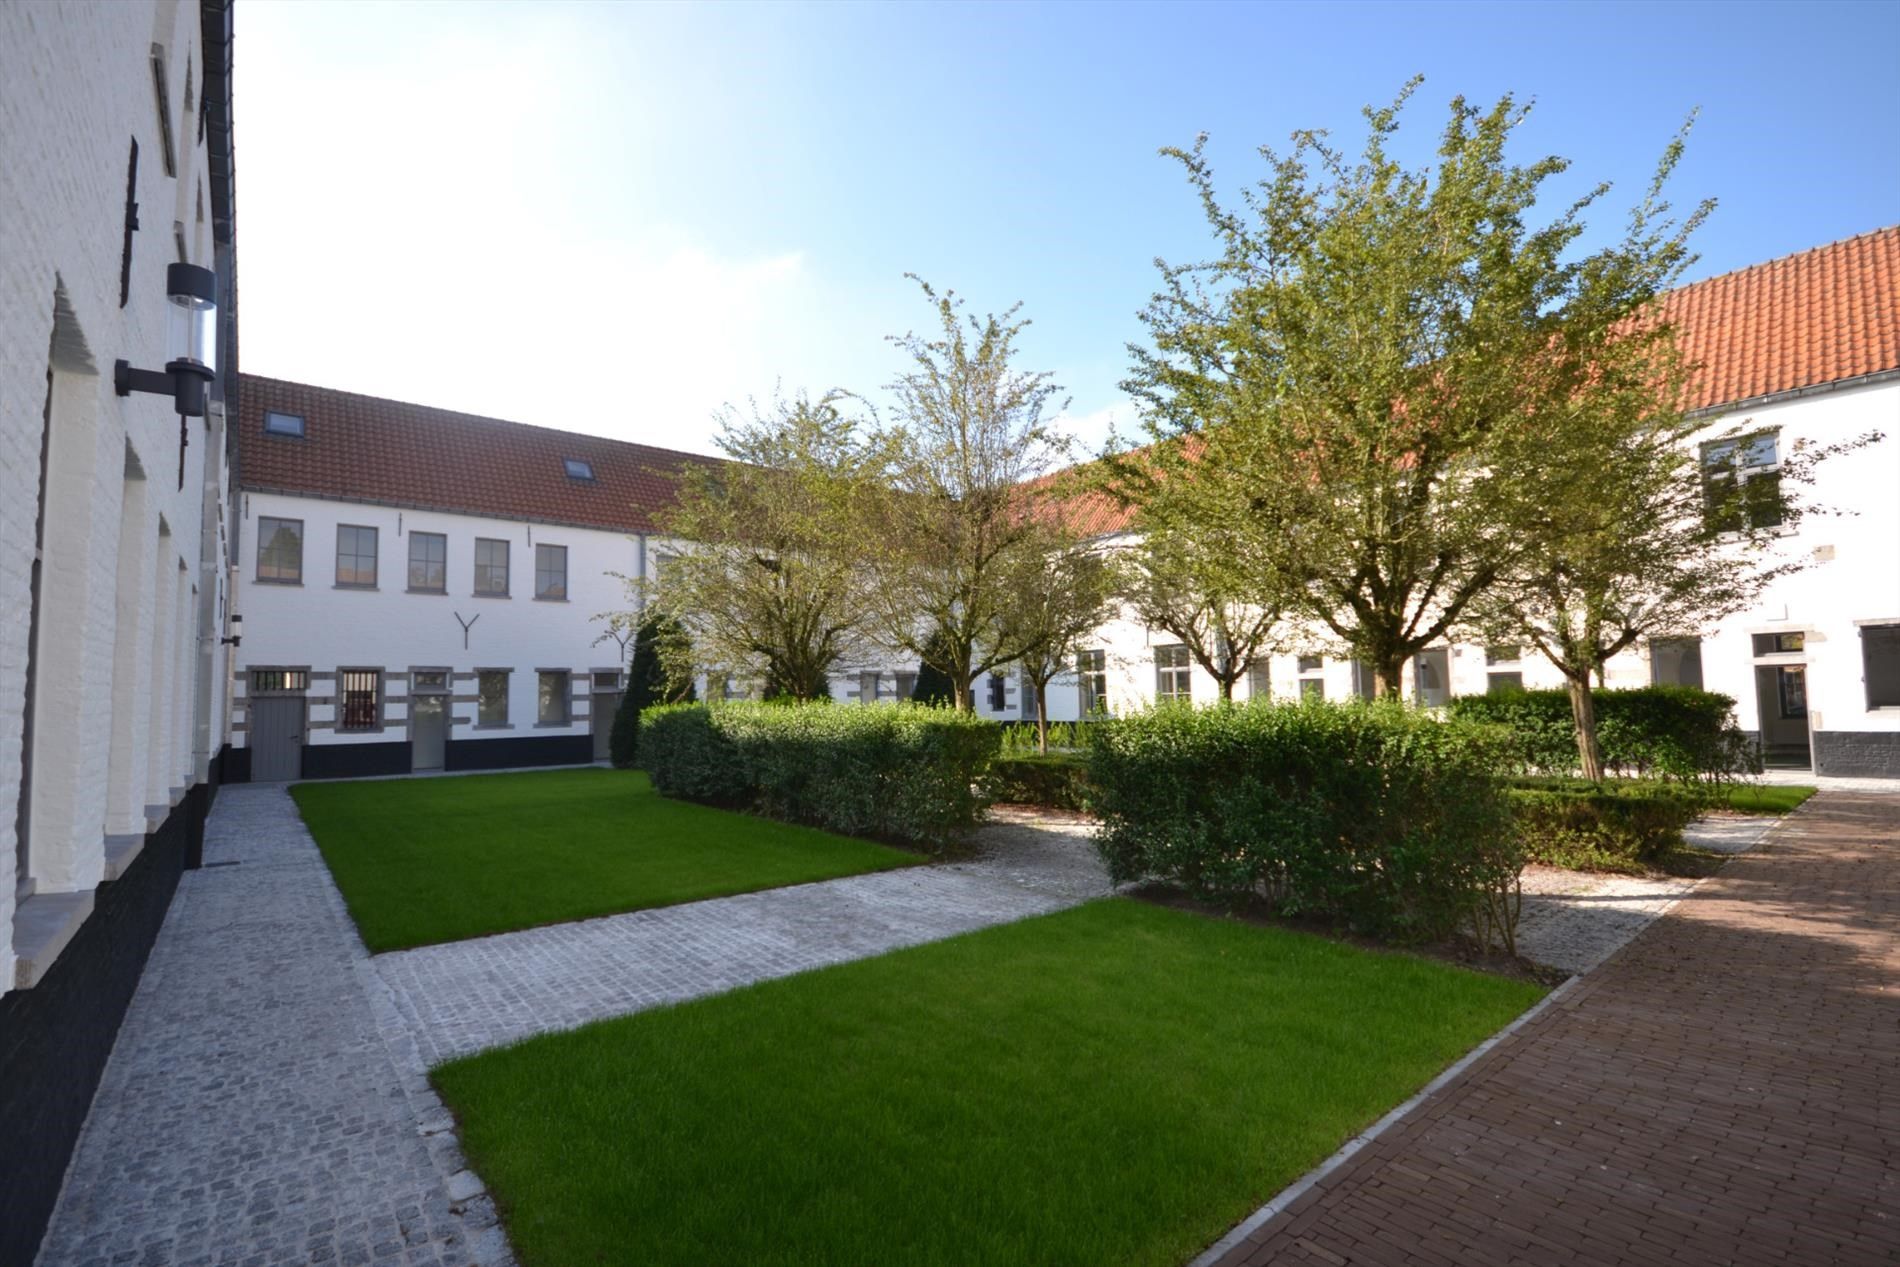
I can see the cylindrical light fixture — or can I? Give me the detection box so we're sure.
[115,261,218,417]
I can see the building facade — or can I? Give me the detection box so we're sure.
[0,2,239,1261]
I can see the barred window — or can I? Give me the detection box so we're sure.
[250,668,308,693]
[478,670,509,725]
[408,532,446,592]
[538,671,570,724]
[257,517,302,582]
[1155,644,1192,703]
[339,670,382,732]
[475,538,509,595]
[535,543,568,599]
[335,525,378,587]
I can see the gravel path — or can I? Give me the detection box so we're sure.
[1513,814,1781,974]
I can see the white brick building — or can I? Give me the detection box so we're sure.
[0,1,238,1259]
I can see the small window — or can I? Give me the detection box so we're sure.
[1297,654,1323,674]
[1751,631,1805,656]
[263,411,305,438]
[592,670,621,690]
[538,671,570,724]
[1299,677,1326,701]
[256,516,303,583]
[1777,666,1808,719]
[563,458,595,481]
[339,669,382,732]
[408,531,447,592]
[1863,625,1900,709]
[1246,657,1271,701]
[150,45,176,176]
[1155,644,1192,703]
[1702,430,1784,532]
[412,669,449,693]
[895,671,917,700]
[250,668,308,693]
[475,538,510,596]
[535,543,568,600]
[478,670,509,725]
[987,673,1007,712]
[1486,645,1521,665]
[1487,672,1524,695]
[1077,649,1108,715]
[335,525,378,588]
[1651,636,1705,688]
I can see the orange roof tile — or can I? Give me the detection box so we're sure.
[236,375,725,535]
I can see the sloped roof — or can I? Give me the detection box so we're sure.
[236,374,726,534]
[1666,224,1899,413]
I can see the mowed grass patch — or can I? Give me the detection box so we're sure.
[433,898,1544,1267]
[1722,783,1817,815]
[292,768,917,952]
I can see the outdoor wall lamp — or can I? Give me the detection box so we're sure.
[220,614,242,648]
[115,262,217,418]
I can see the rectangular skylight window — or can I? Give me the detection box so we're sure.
[263,411,305,438]
[563,458,595,480]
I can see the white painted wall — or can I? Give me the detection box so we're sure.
[1,0,232,990]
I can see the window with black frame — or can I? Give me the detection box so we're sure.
[338,670,381,731]
[408,531,446,592]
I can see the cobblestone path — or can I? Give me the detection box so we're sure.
[36,785,509,1267]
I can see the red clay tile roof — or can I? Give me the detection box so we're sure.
[1667,224,1900,413]
[236,375,727,534]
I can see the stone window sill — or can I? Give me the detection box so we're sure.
[12,890,94,990]
[407,586,449,596]
[472,591,511,600]
[253,576,302,586]
[473,723,515,731]
[103,833,145,881]
[333,584,379,592]
[534,720,573,729]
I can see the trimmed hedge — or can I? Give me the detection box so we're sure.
[640,702,1000,850]
[1449,686,1759,782]
[1089,701,1523,948]
[1505,779,1705,872]
[984,754,1091,811]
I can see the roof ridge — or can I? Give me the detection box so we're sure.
[238,371,723,464]
[1673,222,1900,294]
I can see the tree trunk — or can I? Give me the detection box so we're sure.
[953,676,974,713]
[1374,657,1406,700]
[1566,674,1604,783]
[1217,676,1235,702]
[1037,688,1050,754]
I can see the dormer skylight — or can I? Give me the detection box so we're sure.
[263,410,305,438]
[563,458,595,481]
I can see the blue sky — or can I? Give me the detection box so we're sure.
[238,0,1900,457]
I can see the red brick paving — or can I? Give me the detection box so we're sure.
[1214,792,1900,1267]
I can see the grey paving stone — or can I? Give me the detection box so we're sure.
[36,787,513,1267]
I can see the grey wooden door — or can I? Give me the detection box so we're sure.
[411,695,447,771]
[592,692,621,761]
[251,695,305,782]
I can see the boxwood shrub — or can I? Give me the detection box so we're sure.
[1449,686,1759,782]
[640,702,1000,850]
[984,753,1092,811]
[1505,779,1706,872]
[1089,701,1522,947]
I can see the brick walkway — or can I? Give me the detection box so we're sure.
[1210,791,1900,1267]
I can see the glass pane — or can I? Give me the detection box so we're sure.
[1744,471,1785,529]
[1865,627,1900,708]
[263,411,304,437]
[408,533,446,589]
[414,670,447,691]
[1298,655,1323,673]
[1742,432,1778,467]
[479,672,508,724]
[538,672,568,723]
[258,518,302,581]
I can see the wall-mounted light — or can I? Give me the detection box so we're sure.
[220,613,242,648]
[115,262,217,417]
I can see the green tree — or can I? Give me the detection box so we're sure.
[606,612,696,767]
[651,392,890,701]
[1003,543,1119,751]
[865,278,1073,710]
[908,627,958,705]
[1121,82,1711,699]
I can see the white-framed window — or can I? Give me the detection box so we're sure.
[338,669,383,732]
[1862,625,1900,709]
[1155,644,1192,703]
[475,538,510,596]
[538,670,570,724]
[1077,649,1108,715]
[1297,654,1324,700]
[1701,431,1784,532]
[478,670,509,725]
[256,516,303,583]
[335,525,378,588]
[535,543,568,600]
[408,531,447,592]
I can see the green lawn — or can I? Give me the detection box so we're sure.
[432,899,1544,1267]
[292,768,918,952]
[1722,783,1817,815]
